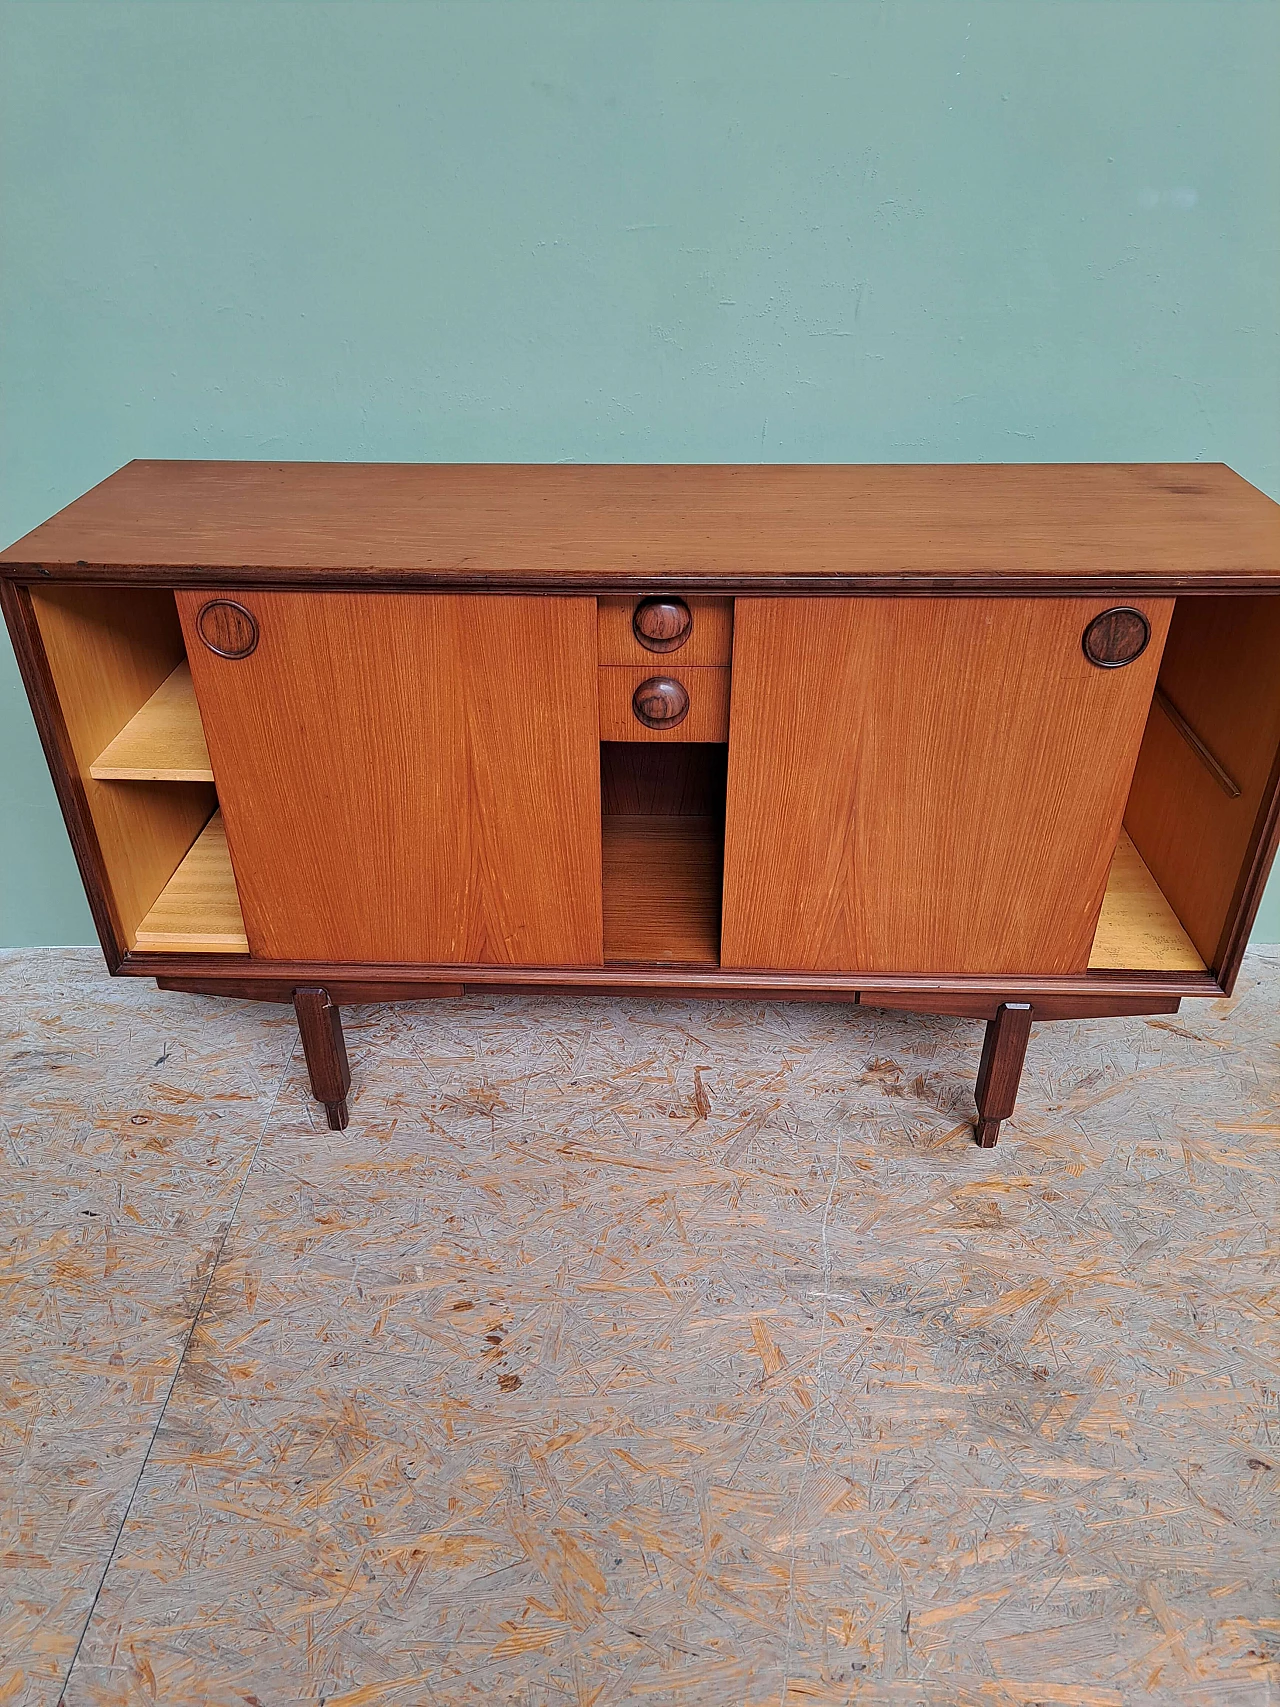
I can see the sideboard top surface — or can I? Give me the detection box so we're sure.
[4,460,1279,592]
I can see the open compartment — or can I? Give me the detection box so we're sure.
[132,812,246,952]
[601,742,727,965]
[89,659,212,781]
[29,586,247,955]
[1090,594,1280,978]
[1088,830,1205,971]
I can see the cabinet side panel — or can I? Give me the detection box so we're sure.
[722,596,1172,975]
[28,587,216,948]
[177,591,602,965]
[1123,595,1280,973]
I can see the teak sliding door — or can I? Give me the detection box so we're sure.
[177,591,603,964]
[721,596,1173,975]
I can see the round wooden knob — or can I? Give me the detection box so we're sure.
[1083,607,1150,668]
[633,597,692,654]
[632,675,690,730]
[197,599,259,659]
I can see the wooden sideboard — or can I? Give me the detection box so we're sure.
[5,461,1280,1143]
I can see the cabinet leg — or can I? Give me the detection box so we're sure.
[974,1002,1033,1148]
[293,986,352,1130]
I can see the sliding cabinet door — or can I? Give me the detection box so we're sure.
[177,592,602,964]
[721,596,1172,975]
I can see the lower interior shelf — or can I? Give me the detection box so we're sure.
[1088,830,1205,972]
[131,814,1204,976]
[133,812,249,953]
[603,815,724,965]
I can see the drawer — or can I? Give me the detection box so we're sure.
[598,666,730,742]
[598,596,733,666]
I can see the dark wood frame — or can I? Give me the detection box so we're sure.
[4,576,1268,1002]
[2,579,130,959]
[8,573,1280,597]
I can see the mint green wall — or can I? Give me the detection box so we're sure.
[2,0,1279,947]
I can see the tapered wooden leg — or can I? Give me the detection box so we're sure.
[974,1002,1033,1148]
[293,986,351,1130]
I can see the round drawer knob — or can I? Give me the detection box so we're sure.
[633,597,692,653]
[1083,607,1150,668]
[632,675,690,730]
[197,599,259,659]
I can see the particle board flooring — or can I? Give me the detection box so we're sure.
[3,947,1280,1705]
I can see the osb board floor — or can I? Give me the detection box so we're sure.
[3,950,1280,1707]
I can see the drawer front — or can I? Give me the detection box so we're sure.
[597,596,733,666]
[598,666,730,742]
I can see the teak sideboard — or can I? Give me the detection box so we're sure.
[5,462,1280,1142]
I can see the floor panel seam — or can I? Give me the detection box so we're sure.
[53,1037,299,1704]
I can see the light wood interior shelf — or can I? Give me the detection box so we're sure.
[127,818,1199,971]
[90,660,214,782]
[1089,830,1205,972]
[603,815,723,965]
[134,812,248,954]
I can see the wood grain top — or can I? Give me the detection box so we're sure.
[4,460,1278,591]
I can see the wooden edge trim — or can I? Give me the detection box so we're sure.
[1,580,128,969]
[132,953,1224,1000]
[860,992,1183,1021]
[157,977,468,1004]
[1214,734,1280,994]
[155,974,1186,1021]
[6,567,1280,597]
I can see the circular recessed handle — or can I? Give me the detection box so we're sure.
[632,675,690,730]
[196,599,259,660]
[633,597,692,654]
[1083,606,1150,669]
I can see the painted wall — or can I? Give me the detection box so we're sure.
[2,0,1278,947]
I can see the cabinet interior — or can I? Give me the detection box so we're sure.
[89,659,212,782]
[131,810,246,952]
[1087,831,1203,971]
[1118,594,1280,972]
[601,742,727,966]
[26,587,1276,980]
[29,586,238,954]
